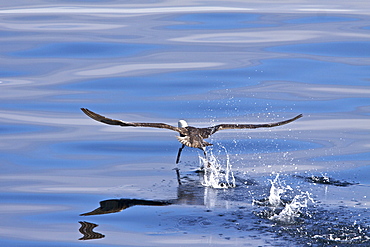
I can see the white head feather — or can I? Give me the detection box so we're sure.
[178,120,188,128]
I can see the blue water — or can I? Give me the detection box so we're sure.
[269,41,370,58]
[1,1,370,246]
[11,42,158,58]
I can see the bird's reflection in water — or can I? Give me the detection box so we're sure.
[80,198,174,216]
[80,180,207,217]
[78,199,175,240]
[78,221,105,240]
[78,172,256,240]
[77,178,209,240]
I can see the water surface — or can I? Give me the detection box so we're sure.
[0,1,369,246]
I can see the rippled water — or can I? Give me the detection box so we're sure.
[1,1,370,246]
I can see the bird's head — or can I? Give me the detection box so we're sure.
[178,120,188,128]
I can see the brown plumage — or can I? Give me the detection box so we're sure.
[81,108,302,150]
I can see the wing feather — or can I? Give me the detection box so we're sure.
[81,108,185,134]
[206,114,303,136]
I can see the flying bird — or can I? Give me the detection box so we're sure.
[81,108,302,164]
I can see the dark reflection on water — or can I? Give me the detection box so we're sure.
[293,175,358,187]
[81,198,174,216]
[79,221,105,240]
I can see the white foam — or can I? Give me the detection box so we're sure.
[200,146,235,189]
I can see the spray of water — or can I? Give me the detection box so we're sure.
[269,191,314,224]
[253,175,369,243]
[268,173,292,207]
[199,146,236,189]
[254,174,314,224]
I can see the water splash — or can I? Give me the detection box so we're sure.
[268,174,292,207]
[254,174,314,225]
[253,173,292,207]
[200,146,235,189]
[269,191,314,224]
[267,175,314,224]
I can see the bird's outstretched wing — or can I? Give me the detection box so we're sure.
[204,114,303,137]
[81,108,185,134]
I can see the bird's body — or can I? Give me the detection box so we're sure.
[81,108,302,148]
[81,108,302,185]
[81,108,302,163]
